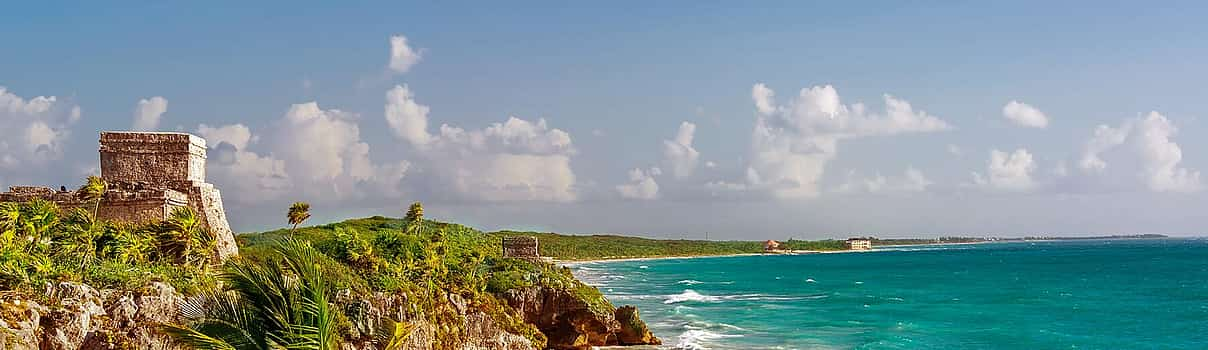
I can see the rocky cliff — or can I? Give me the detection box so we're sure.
[502,287,659,349]
[1,282,656,350]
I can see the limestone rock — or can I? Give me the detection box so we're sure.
[502,286,635,350]
[41,282,106,350]
[0,297,45,350]
[614,306,659,345]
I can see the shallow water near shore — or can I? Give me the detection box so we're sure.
[571,239,1208,349]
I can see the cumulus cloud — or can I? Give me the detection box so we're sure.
[198,102,410,204]
[1002,100,1048,128]
[727,83,950,198]
[388,35,422,74]
[662,121,700,178]
[752,83,776,115]
[383,85,579,202]
[973,148,1036,191]
[616,167,660,200]
[385,85,432,146]
[0,87,79,171]
[836,167,932,194]
[1079,123,1129,172]
[198,123,257,150]
[132,96,168,131]
[1078,112,1200,192]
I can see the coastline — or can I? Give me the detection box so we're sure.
[558,240,1003,266]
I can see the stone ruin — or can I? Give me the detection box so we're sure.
[0,131,238,261]
[502,236,540,259]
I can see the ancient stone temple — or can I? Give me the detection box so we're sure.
[0,131,238,261]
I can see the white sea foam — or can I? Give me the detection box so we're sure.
[677,279,704,285]
[639,265,649,269]
[805,278,816,283]
[664,290,810,304]
[674,329,742,350]
[665,290,722,304]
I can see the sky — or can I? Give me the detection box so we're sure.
[3,1,1207,239]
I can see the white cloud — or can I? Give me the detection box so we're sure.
[198,123,256,150]
[385,84,432,146]
[0,87,78,171]
[662,121,700,178]
[383,86,579,202]
[734,83,951,198]
[973,148,1036,191]
[616,167,660,200]
[1076,112,1200,192]
[1079,123,1129,172]
[1002,100,1048,128]
[1133,112,1201,192]
[836,167,932,194]
[132,96,168,131]
[704,161,717,168]
[388,35,422,74]
[199,102,410,204]
[752,83,776,115]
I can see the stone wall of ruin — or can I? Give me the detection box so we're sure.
[99,132,207,185]
[502,236,540,258]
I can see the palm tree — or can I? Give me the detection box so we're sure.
[404,202,423,223]
[162,238,342,350]
[157,207,214,267]
[404,202,423,235]
[287,202,311,234]
[20,200,60,254]
[77,176,107,232]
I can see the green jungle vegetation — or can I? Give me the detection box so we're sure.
[492,231,852,260]
[0,177,218,295]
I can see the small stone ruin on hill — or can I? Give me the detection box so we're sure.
[502,236,541,260]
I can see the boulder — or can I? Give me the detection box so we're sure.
[614,306,660,345]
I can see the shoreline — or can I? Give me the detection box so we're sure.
[560,237,1179,266]
[557,240,1001,266]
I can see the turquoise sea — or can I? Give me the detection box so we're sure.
[570,239,1208,349]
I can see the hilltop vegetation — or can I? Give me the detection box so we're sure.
[493,231,851,260]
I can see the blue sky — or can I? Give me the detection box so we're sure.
[3,2,1207,238]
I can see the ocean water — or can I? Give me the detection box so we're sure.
[570,239,1208,349]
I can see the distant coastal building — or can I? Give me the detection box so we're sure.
[502,236,541,259]
[763,240,782,252]
[847,238,872,250]
[0,131,238,261]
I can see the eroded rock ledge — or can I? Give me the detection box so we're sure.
[1,282,658,350]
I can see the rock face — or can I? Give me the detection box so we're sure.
[502,287,660,350]
[2,282,186,350]
[337,291,537,350]
[3,282,653,350]
[613,306,658,346]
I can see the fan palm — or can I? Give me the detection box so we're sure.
[77,176,107,221]
[20,200,60,253]
[287,202,311,234]
[157,207,215,267]
[162,238,341,350]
